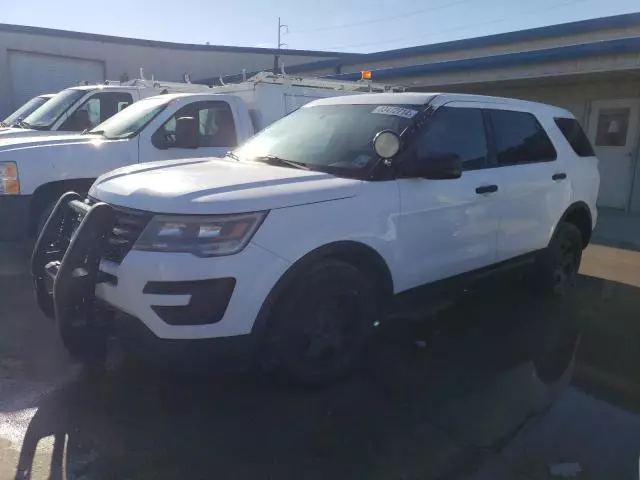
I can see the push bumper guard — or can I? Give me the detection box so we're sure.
[31,192,115,328]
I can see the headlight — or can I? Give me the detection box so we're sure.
[0,162,19,194]
[134,211,268,257]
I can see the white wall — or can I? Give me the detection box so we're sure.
[0,29,339,115]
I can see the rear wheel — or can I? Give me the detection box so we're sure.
[532,222,582,296]
[259,259,377,386]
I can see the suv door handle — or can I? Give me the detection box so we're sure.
[475,185,498,194]
[552,173,567,181]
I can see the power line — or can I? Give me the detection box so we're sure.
[321,0,591,51]
[287,0,478,35]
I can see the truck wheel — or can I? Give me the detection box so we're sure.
[36,201,56,237]
[59,323,107,366]
[532,222,582,296]
[261,259,377,386]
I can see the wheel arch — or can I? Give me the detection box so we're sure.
[29,178,96,233]
[558,201,593,248]
[251,240,394,337]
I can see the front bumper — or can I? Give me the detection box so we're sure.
[95,243,290,340]
[32,192,291,346]
[0,195,31,239]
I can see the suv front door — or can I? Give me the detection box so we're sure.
[396,104,501,290]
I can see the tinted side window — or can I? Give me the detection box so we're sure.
[152,101,237,149]
[554,117,595,157]
[414,106,488,170]
[489,110,557,165]
[59,92,134,131]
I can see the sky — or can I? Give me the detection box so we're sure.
[4,0,640,53]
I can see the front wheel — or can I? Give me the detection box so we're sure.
[59,323,108,366]
[531,222,583,296]
[259,259,378,386]
[36,201,56,237]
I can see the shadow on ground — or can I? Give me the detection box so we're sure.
[11,279,582,480]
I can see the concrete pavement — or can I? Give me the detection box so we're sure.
[1,239,640,479]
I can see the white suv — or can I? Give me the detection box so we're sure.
[32,92,599,385]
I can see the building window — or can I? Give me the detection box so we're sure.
[595,108,630,147]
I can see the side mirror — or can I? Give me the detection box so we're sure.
[373,130,401,158]
[400,154,462,180]
[174,116,199,149]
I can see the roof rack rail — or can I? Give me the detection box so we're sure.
[224,71,405,93]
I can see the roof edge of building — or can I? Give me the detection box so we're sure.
[324,36,640,81]
[287,12,640,73]
[0,23,355,57]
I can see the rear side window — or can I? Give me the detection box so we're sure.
[554,117,595,157]
[488,110,557,165]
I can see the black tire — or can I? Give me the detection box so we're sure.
[36,201,56,237]
[259,259,377,386]
[59,323,107,366]
[531,222,583,296]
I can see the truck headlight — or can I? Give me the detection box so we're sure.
[134,211,268,257]
[0,162,19,194]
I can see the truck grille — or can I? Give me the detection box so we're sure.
[87,198,152,264]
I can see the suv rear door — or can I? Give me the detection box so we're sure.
[486,107,570,262]
[396,103,501,289]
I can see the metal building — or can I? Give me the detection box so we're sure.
[0,23,346,117]
[215,13,640,213]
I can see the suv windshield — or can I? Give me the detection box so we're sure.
[2,96,50,127]
[22,88,87,129]
[90,96,171,140]
[232,104,418,178]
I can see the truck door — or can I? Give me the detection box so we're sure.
[57,90,134,132]
[139,99,239,163]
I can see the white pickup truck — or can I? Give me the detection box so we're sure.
[0,79,212,139]
[0,94,54,129]
[0,74,400,239]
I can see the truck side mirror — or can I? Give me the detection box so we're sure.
[174,116,199,149]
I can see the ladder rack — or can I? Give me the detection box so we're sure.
[97,78,212,93]
[221,72,405,93]
[123,78,213,93]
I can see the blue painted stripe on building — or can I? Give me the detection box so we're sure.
[287,12,640,73]
[0,23,351,57]
[324,37,640,81]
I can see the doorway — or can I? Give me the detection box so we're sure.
[587,98,640,210]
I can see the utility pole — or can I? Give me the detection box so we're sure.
[274,17,288,73]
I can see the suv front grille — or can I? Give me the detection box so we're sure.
[87,198,152,264]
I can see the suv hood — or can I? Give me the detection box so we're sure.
[91,158,362,214]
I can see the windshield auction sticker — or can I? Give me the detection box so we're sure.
[371,106,418,118]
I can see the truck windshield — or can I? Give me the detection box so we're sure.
[2,96,51,127]
[232,104,417,178]
[22,89,87,130]
[90,96,170,140]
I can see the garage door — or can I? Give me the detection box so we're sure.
[8,51,104,109]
